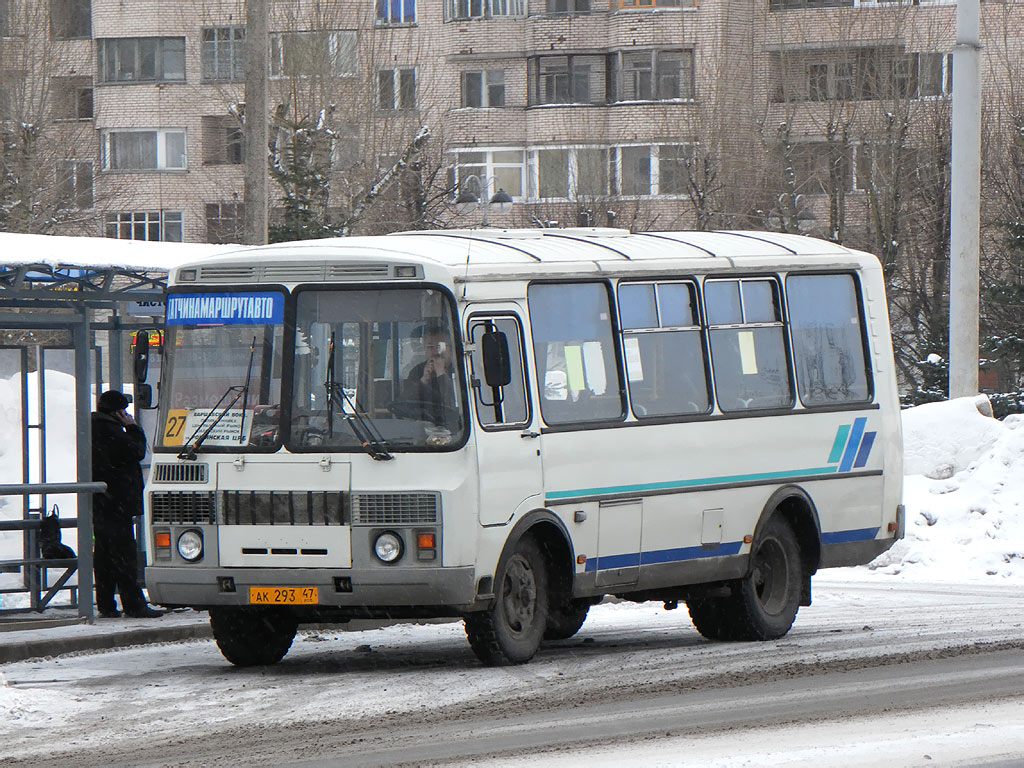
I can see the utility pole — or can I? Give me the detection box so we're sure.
[243,0,269,245]
[948,0,981,398]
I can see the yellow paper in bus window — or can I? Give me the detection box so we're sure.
[738,331,758,375]
[565,345,586,392]
[163,409,189,446]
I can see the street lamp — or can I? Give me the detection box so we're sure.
[455,174,513,226]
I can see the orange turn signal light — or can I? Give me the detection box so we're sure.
[417,533,436,550]
[577,554,587,565]
[155,532,172,548]
[743,535,753,544]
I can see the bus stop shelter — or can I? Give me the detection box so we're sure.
[0,232,234,624]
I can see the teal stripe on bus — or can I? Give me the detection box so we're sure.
[828,424,851,464]
[546,465,839,502]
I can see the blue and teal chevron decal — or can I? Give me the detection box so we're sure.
[827,417,876,473]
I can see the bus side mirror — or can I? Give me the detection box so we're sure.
[135,383,153,409]
[481,330,512,388]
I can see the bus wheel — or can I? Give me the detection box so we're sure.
[465,536,549,666]
[544,598,591,641]
[209,607,298,667]
[686,597,737,641]
[731,516,802,640]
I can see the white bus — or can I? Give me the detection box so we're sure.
[138,228,903,667]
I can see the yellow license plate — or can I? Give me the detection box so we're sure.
[249,587,319,605]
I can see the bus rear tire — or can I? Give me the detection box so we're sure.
[686,597,738,641]
[465,536,549,666]
[544,598,590,641]
[730,516,802,640]
[210,607,298,667]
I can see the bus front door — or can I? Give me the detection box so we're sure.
[466,311,542,526]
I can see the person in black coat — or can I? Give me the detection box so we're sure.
[91,390,163,618]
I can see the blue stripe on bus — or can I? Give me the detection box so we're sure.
[821,527,879,545]
[853,432,876,469]
[546,465,838,502]
[584,542,744,572]
[828,425,851,464]
[838,417,868,473]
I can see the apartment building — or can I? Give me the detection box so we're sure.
[0,0,1018,244]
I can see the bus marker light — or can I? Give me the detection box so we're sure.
[743,535,753,544]
[888,522,898,533]
[577,555,586,565]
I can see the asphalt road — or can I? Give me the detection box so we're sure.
[4,576,1024,767]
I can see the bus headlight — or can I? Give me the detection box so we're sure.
[177,530,204,561]
[373,531,403,564]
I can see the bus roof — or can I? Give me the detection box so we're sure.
[170,229,876,285]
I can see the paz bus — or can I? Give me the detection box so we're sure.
[137,228,903,667]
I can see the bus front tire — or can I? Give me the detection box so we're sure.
[730,516,802,640]
[210,607,298,667]
[465,536,549,666]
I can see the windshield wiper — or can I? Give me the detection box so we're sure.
[178,336,257,460]
[325,332,393,462]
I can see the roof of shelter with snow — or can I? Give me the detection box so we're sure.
[0,232,241,272]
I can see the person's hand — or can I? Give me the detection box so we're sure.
[116,409,136,426]
[421,356,442,383]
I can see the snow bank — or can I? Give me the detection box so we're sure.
[866,396,1024,584]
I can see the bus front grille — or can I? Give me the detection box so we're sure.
[152,463,209,483]
[150,492,216,524]
[351,493,439,525]
[220,490,347,526]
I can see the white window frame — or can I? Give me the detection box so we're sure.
[377,68,416,110]
[269,31,358,78]
[101,129,187,171]
[443,0,524,21]
[453,148,526,201]
[201,26,246,82]
[104,210,183,242]
[460,69,505,108]
[376,0,417,25]
[55,159,94,210]
[527,146,611,201]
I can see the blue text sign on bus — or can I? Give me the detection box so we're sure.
[166,292,284,326]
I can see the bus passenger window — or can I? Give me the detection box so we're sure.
[706,278,793,413]
[787,274,871,406]
[468,316,529,428]
[618,281,710,418]
[528,282,624,426]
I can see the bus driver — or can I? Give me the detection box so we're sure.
[403,322,457,427]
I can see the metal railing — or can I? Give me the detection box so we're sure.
[0,482,104,618]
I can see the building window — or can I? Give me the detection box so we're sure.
[546,0,590,13]
[51,76,93,120]
[0,82,14,122]
[779,48,952,103]
[609,49,694,102]
[50,0,90,40]
[98,38,186,84]
[526,147,610,200]
[377,68,416,110]
[617,0,695,9]
[443,0,524,21]
[769,0,853,8]
[609,144,693,197]
[202,116,243,165]
[787,141,852,195]
[102,129,187,171]
[270,31,357,77]
[454,149,525,200]
[461,70,504,108]
[56,160,93,209]
[105,211,183,242]
[1,0,11,37]
[201,26,245,82]
[377,0,416,24]
[206,202,243,244]
[529,55,605,105]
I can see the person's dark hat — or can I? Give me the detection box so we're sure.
[97,390,129,414]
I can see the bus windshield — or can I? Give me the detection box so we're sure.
[158,290,286,452]
[290,286,466,452]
